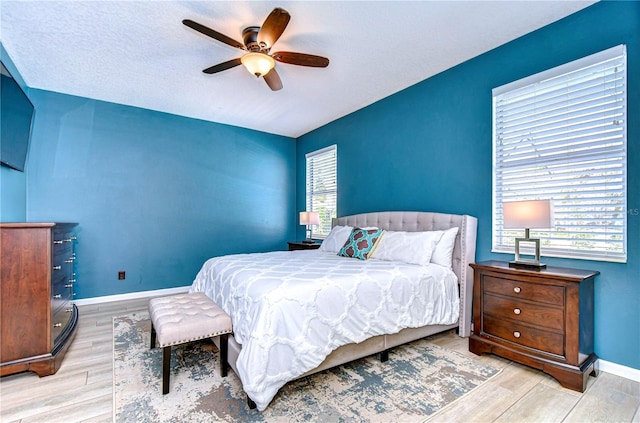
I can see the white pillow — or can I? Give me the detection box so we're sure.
[431,227,459,268]
[370,230,443,266]
[319,225,354,253]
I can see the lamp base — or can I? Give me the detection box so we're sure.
[509,260,546,270]
[512,235,546,270]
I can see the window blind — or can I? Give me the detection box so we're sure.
[493,45,627,262]
[306,145,337,238]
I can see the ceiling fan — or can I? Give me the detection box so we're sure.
[183,7,329,91]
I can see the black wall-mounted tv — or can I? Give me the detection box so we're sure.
[1,61,35,172]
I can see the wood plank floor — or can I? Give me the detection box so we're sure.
[1,297,638,422]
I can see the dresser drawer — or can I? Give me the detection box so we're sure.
[483,315,564,356]
[483,276,564,306]
[52,279,73,312]
[52,250,75,270]
[484,293,564,331]
[52,233,74,256]
[51,306,73,345]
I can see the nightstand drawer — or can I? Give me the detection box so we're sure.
[483,315,564,356]
[484,293,564,331]
[483,276,564,306]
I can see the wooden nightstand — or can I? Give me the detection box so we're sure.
[469,260,599,392]
[287,241,321,251]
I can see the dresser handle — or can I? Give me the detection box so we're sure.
[513,287,521,293]
[64,238,73,243]
[53,294,62,299]
[65,284,73,288]
[53,265,61,270]
[514,308,521,315]
[69,279,77,283]
[65,259,74,263]
[513,331,521,338]
[53,323,62,328]
[53,240,63,244]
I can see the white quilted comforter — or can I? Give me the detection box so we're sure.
[190,250,459,410]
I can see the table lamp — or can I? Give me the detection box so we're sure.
[299,211,320,243]
[503,199,552,269]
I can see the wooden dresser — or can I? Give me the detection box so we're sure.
[0,222,79,377]
[469,260,599,392]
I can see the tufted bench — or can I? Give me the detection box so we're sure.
[148,292,232,394]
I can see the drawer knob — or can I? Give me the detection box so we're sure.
[53,323,62,328]
[65,259,74,263]
[514,308,521,315]
[53,240,63,244]
[53,294,62,299]
[513,287,521,294]
[53,265,61,270]
[513,331,521,338]
[65,284,73,288]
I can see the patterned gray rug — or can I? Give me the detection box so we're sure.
[114,311,499,422]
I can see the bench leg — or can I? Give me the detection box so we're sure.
[162,345,171,394]
[150,323,157,349]
[220,334,228,378]
[380,349,389,362]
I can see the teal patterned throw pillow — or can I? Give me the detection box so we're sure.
[338,227,383,260]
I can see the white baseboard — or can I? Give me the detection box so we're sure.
[73,287,640,383]
[599,359,640,383]
[73,286,190,306]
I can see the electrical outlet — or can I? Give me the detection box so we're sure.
[118,271,126,280]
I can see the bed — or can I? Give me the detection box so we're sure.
[190,211,478,411]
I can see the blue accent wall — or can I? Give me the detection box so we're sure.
[25,90,296,298]
[296,1,639,370]
[0,43,28,221]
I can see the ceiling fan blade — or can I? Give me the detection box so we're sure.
[183,19,245,50]
[202,58,242,74]
[264,68,283,91]
[272,52,329,68]
[257,8,290,49]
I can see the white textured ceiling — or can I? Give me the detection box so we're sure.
[1,1,595,138]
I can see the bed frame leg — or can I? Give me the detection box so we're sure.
[380,349,389,362]
[247,395,257,409]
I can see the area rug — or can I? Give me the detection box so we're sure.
[114,311,499,422]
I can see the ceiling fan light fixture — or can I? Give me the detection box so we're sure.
[241,52,275,77]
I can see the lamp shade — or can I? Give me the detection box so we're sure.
[241,52,275,77]
[503,200,552,229]
[299,211,320,226]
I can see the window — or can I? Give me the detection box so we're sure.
[306,145,337,238]
[493,45,627,263]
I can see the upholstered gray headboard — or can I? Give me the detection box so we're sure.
[334,211,478,337]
